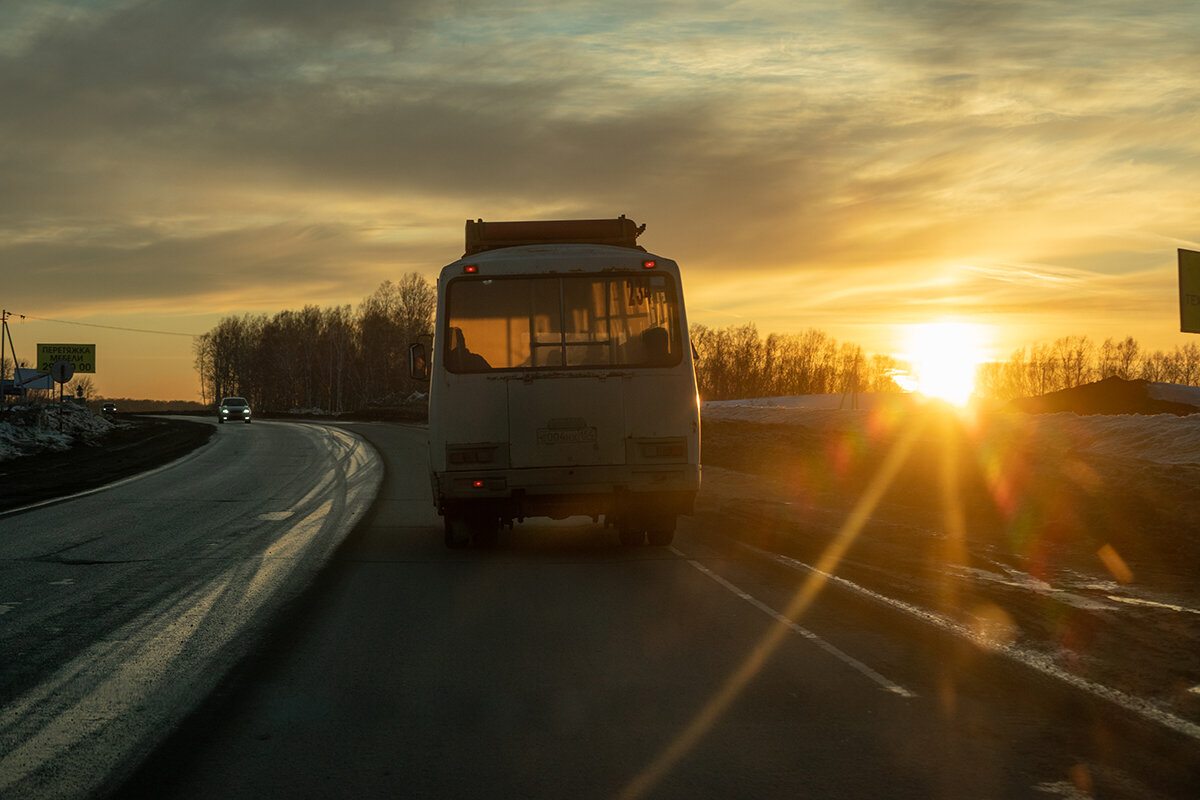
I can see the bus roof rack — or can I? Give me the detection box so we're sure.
[464,215,646,256]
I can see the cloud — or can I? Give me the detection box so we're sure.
[1,0,1198,364]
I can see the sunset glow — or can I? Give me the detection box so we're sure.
[2,2,1199,400]
[901,322,991,407]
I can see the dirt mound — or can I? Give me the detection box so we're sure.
[1006,376,1200,416]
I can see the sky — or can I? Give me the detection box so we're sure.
[2,0,1199,400]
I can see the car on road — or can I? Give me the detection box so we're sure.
[218,396,252,424]
[100,402,117,415]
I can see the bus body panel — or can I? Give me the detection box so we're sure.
[507,376,625,468]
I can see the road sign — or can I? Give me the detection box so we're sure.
[1180,249,1200,333]
[15,367,53,390]
[36,343,96,373]
[50,360,74,384]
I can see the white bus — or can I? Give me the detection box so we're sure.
[411,217,700,548]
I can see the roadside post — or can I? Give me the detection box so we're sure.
[1179,249,1200,333]
[50,360,74,431]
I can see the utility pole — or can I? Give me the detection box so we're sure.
[1,309,26,411]
[1,309,9,411]
[1,309,7,387]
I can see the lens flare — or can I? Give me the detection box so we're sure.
[900,321,991,407]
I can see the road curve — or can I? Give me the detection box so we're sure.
[0,418,381,799]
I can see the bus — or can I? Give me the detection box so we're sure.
[410,217,700,548]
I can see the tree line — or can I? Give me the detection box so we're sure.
[693,327,1200,403]
[689,324,901,401]
[193,273,434,411]
[975,335,1200,401]
[193,272,1200,410]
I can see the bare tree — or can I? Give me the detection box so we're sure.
[1115,336,1140,380]
[323,305,355,413]
[1054,335,1094,389]
[1178,343,1200,386]
[358,274,436,404]
[867,353,902,393]
[193,333,214,406]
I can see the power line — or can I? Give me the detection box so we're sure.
[20,315,201,337]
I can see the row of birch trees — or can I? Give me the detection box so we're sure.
[693,327,1200,403]
[194,274,1200,409]
[689,324,902,401]
[975,335,1200,401]
[193,274,434,411]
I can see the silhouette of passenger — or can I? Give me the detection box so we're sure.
[447,327,491,372]
[642,326,671,365]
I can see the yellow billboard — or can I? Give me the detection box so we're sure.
[37,343,96,373]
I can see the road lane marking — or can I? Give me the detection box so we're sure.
[674,549,915,698]
[739,541,1200,744]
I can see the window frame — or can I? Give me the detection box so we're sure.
[443,271,684,374]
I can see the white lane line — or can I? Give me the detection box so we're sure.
[739,541,1200,744]
[673,548,916,698]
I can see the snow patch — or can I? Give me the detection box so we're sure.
[702,391,1200,464]
[1147,381,1200,408]
[0,403,115,462]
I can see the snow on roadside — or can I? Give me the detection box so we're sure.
[1147,381,1200,408]
[702,393,1200,465]
[0,403,115,462]
[702,393,917,434]
[1024,413,1200,465]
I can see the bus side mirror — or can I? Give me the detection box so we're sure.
[409,342,430,381]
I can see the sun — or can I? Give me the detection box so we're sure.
[900,322,990,407]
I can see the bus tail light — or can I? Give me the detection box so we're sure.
[451,476,507,492]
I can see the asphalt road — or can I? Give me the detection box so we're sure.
[0,419,380,799]
[113,422,1200,799]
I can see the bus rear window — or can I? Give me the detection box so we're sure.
[445,274,682,372]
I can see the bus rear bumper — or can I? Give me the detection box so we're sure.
[434,463,699,522]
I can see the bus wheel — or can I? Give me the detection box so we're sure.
[647,528,674,546]
[647,515,676,546]
[618,527,645,546]
[473,521,499,548]
[444,515,471,549]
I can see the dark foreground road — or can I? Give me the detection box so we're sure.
[116,422,1200,799]
[0,418,380,799]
